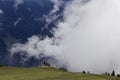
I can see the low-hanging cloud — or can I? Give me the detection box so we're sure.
[0,9,4,14]
[14,0,23,9]
[10,0,120,74]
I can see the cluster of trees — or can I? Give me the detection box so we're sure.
[82,70,120,77]
[43,61,120,76]
[103,70,120,77]
[111,71,120,77]
[59,67,67,71]
[43,61,68,71]
[43,61,50,67]
[0,64,3,67]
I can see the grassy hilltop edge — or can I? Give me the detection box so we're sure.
[0,67,120,80]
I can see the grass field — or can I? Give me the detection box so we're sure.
[0,67,120,80]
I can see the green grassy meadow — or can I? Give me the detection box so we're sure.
[0,67,120,80]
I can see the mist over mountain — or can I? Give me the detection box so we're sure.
[1,0,120,74]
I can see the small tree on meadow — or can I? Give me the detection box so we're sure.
[111,70,115,76]
[82,71,86,74]
[117,74,120,77]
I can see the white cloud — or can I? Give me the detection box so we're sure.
[10,0,120,74]
[50,0,61,14]
[0,9,4,14]
[14,0,23,9]
[10,36,59,58]
[14,17,21,27]
[43,0,64,29]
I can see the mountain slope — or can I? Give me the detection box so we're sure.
[0,67,119,80]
